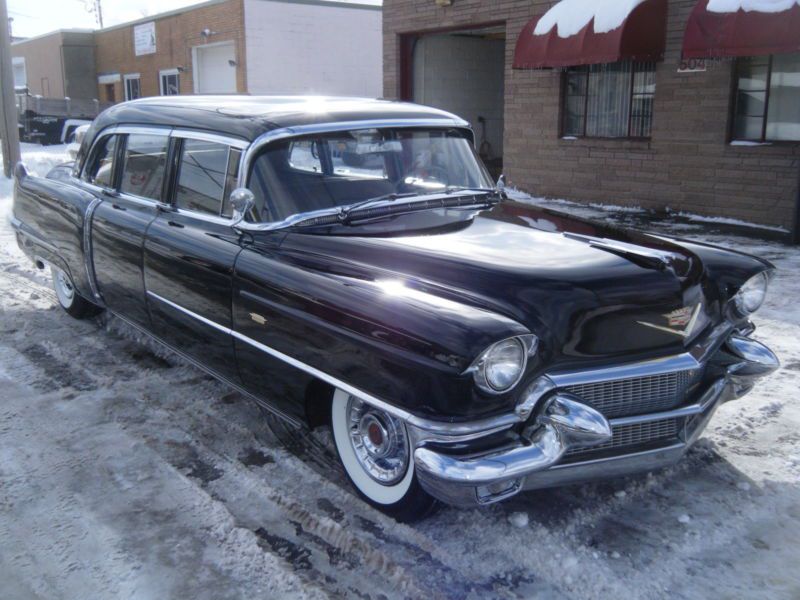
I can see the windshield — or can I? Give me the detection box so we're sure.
[247,128,494,222]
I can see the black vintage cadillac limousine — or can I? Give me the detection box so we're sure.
[12,96,779,521]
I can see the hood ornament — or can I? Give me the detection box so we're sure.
[637,303,704,338]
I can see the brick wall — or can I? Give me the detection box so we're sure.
[95,0,246,102]
[383,0,800,232]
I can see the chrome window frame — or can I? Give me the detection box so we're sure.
[80,125,249,221]
[169,129,249,222]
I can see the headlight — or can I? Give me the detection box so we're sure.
[734,272,769,315]
[470,335,537,394]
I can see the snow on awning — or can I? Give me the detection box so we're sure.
[513,0,668,69]
[683,0,800,59]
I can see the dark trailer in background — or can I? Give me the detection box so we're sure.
[15,91,110,145]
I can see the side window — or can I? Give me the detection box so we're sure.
[288,140,322,173]
[120,133,169,201]
[85,135,118,188]
[175,139,230,216]
[220,148,242,218]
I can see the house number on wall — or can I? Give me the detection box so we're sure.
[677,58,707,73]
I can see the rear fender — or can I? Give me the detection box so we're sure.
[13,165,98,300]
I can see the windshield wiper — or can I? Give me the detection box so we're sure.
[444,186,499,196]
[337,192,420,223]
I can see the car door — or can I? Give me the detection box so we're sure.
[143,132,246,382]
[88,128,171,326]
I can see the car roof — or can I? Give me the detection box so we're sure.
[90,96,472,143]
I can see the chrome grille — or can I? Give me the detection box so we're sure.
[565,418,680,458]
[566,370,691,418]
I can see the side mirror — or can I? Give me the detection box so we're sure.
[230,187,255,227]
[496,174,506,193]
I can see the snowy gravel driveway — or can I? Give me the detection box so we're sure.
[1,147,798,599]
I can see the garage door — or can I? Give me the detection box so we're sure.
[194,42,237,94]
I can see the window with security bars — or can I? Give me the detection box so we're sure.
[732,54,800,142]
[562,61,656,139]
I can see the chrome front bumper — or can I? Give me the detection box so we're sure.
[410,332,779,507]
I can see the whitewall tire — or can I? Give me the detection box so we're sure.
[330,389,437,521]
[50,266,103,319]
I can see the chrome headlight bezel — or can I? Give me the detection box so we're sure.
[733,271,770,317]
[468,335,539,395]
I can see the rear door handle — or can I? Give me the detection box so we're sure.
[167,221,184,228]
[111,203,126,211]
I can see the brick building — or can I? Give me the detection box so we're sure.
[95,0,382,104]
[383,0,800,238]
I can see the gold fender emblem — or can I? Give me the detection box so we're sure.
[250,313,268,326]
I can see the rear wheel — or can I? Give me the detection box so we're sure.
[51,266,103,319]
[330,389,437,522]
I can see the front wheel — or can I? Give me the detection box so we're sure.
[330,389,437,522]
[51,266,104,319]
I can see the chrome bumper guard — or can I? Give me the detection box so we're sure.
[411,333,779,508]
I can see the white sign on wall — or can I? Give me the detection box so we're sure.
[134,22,157,56]
[677,58,707,73]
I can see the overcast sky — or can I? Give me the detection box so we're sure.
[8,0,381,38]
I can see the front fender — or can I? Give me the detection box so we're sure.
[234,242,529,419]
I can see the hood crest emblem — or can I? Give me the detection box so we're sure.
[637,303,703,338]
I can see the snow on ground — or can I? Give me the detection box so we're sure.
[1,146,799,599]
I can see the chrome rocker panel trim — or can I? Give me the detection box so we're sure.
[144,290,513,440]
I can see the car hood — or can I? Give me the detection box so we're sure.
[279,201,723,364]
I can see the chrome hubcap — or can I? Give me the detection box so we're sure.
[347,396,409,485]
[54,268,75,306]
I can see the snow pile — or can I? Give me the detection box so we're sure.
[534,0,649,38]
[707,0,800,13]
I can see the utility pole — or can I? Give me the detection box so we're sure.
[793,160,800,245]
[85,0,103,29]
[0,0,20,178]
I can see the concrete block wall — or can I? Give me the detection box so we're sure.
[383,0,800,232]
[244,0,383,97]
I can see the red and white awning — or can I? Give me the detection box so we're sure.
[683,0,800,59]
[513,0,668,69]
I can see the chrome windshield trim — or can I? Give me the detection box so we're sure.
[238,116,472,186]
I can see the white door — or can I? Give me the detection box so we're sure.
[194,42,237,94]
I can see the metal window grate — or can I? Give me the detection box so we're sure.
[566,370,691,418]
[565,418,680,458]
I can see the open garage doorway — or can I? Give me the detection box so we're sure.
[401,24,506,180]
